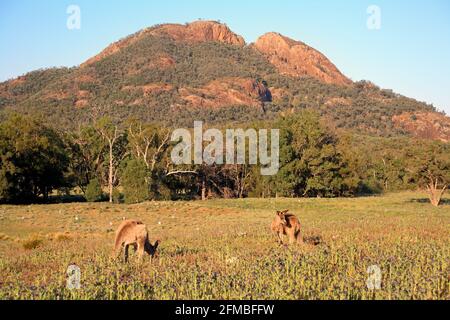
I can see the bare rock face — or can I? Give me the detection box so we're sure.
[179,77,271,108]
[253,32,351,86]
[392,112,450,142]
[148,21,245,46]
[82,21,244,66]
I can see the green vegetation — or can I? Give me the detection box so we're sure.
[0,36,435,134]
[85,179,103,203]
[0,25,448,301]
[1,34,445,206]
[407,142,450,206]
[121,159,149,204]
[0,192,448,300]
[272,110,347,197]
[0,114,69,203]
[0,112,449,206]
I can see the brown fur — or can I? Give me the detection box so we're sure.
[113,220,160,262]
[271,210,303,245]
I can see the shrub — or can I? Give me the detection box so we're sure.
[156,183,173,201]
[22,237,43,250]
[121,159,149,204]
[112,188,123,204]
[85,178,103,202]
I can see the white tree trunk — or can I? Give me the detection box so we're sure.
[109,141,113,203]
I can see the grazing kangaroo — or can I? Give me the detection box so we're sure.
[271,210,303,245]
[113,220,160,262]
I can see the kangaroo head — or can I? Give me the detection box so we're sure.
[145,239,161,258]
[276,210,289,225]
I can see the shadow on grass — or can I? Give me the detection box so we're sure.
[47,195,87,204]
[1,194,87,205]
[303,235,323,246]
[164,246,202,257]
[409,198,450,206]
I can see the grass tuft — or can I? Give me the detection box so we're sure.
[22,237,44,250]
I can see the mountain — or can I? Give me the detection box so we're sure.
[0,20,448,141]
[253,32,351,85]
[82,21,246,67]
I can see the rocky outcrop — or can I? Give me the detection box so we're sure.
[82,23,350,87]
[122,83,173,96]
[392,112,450,142]
[253,32,351,86]
[148,21,245,46]
[5,19,449,143]
[82,21,244,66]
[179,78,271,108]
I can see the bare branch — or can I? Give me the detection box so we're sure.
[166,170,198,177]
[150,131,171,172]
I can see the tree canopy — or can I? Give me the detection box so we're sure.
[0,114,69,203]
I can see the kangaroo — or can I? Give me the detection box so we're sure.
[113,220,160,262]
[271,210,303,245]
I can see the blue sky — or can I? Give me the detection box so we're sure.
[1,0,449,114]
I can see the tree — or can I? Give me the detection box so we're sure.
[65,126,104,194]
[335,134,368,195]
[85,178,103,202]
[274,110,345,197]
[0,114,69,203]
[408,142,450,207]
[126,119,171,172]
[95,117,127,203]
[221,164,252,198]
[127,119,181,199]
[121,159,149,204]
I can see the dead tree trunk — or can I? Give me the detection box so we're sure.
[201,178,206,201]
[426,178,447,207]
[97,123,121,204]
[108,140,114,203]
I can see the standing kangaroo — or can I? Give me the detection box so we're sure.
[271,210,303,245]
[113,220,160,262]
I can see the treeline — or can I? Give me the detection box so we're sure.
[1,110,449,205]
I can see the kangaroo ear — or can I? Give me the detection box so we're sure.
[276,211,281,216]
[282,210,289,214]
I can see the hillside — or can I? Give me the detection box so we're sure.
[0,20,448,140]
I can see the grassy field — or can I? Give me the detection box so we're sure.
[0,191,448,300]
